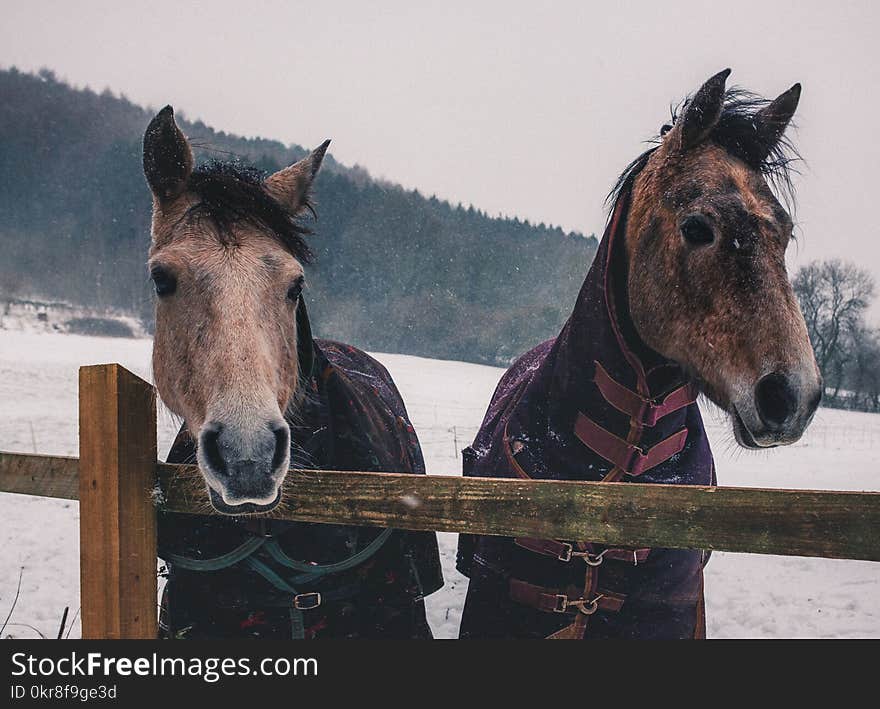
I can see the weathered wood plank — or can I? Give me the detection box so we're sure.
[157,464,880,562]
[0,452,78,500]
[78,364,157,640]
[2,451,878,562]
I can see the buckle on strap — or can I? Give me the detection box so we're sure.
[561,545,608,566]
[293,592,322,610]
[564,547,608,566]
[576,549,608,567]
[515,538,611,566]
[566,547,646,567]
[553,594,602,616]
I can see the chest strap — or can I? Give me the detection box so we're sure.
[162,527,392,576]
[515,537,650,565]
[161,528,393,639]
[510,578,626,616]
[594,361,698,427]
[501,417,649,638]
[574,412,688,477]
[509,537,643,638]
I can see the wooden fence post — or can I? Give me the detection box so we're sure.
[78,364,157,639]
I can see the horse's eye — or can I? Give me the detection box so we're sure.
[680,215,715,245]
[287,277,304,302]
[150,267,177,297]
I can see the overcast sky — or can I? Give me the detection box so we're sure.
[3,1,878,315]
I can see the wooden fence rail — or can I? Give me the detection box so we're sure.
[0,363,878,638]
[3,453,878,562]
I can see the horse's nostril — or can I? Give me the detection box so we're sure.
[755,373,798,429]
[270,422,290,472]
[201,422,227,476]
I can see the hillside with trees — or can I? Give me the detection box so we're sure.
[0,67,598,365]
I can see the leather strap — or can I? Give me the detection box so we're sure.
[574,412,688,477]
[514,537,650,565]
[593,361,698,427]
[509,578,625,614]
[546,621,585,640]
[602,547,651,564]
[515,537,578,562]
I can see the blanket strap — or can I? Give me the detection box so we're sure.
[514,537,650,565]
[574,412,688,477]
[508,539,636,639]
[503,420,645,638]
[161,527,393,639]
[509,579,626,615]
[593,361,698,426]
[508,571,626,640]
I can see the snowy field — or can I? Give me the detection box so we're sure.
[0,330,878,639]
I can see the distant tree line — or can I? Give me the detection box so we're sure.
[0,67,597,366]
[793,259,879,412]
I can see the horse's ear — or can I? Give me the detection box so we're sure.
[672,68,731,152]
[143,105,193,202]
[753,83,801,162]
[264,140,331,214]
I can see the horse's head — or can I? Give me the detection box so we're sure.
[143,106,328,513]
[622,69,822,448]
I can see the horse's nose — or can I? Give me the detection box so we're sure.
[199,419,290,505]
[754,373,799,430]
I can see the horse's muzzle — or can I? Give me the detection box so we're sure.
[197,418,290,512]
[733,370,822,448]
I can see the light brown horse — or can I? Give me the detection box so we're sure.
[144,108,324,512]
[143,107,442,639]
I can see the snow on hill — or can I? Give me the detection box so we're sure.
[0,298,148,338]
[0,329,878,638]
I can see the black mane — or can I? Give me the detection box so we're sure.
[608,87,800,216]
[186,160,314,263]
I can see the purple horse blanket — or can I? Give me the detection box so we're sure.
[456,188,716,639]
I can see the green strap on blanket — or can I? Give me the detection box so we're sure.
[262,528,394,574]
[160,527,393,639]
[160,535,268,571]
[162,528,392,576]
[243,557,310,639]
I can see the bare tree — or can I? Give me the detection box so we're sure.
[792,260,875,399]
[847,326,880,412]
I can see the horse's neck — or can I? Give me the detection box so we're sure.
[566,198,682,389]
[531,203,688,451]
[546,221,645,407]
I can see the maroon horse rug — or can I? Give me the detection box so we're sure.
[456,70,821,639]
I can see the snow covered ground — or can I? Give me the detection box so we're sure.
[0,330,878,638]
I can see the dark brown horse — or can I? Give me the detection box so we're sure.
[456,69,822,639]
[143,107,442,638]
